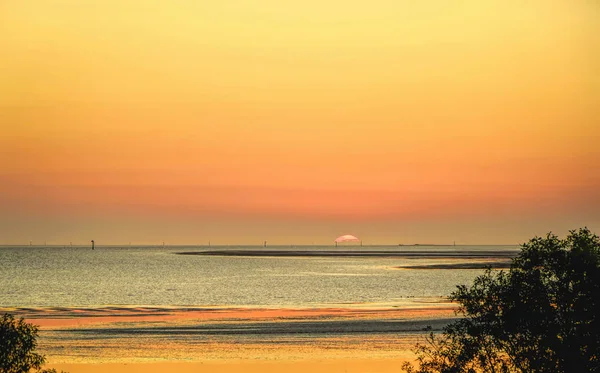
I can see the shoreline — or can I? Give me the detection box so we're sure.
[1,305,457,368]
[2,300,458,327]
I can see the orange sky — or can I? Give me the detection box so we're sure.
[1,1,599,244]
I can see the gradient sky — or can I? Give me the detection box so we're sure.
[1,1,599,245]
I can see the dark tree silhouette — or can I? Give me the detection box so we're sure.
[403,227,600,373]
[0,314,65,373]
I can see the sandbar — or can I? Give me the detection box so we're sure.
[177,249,517,259]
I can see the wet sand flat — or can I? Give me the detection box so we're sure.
[4,303,457,328]
[54,317,456,337]
[395,261,511,269]
[49,358,413,373]
[2,305,457,370]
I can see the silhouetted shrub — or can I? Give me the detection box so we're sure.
[0,314,65,373]
[403,227,600,373]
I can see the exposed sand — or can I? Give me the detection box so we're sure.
[4,303,456,328]
[50,359,410,373]
[3,305,455,372]
[395,260,511,269]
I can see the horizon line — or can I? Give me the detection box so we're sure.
[0,243,521,247]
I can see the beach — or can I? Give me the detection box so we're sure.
[3,305,457,372]
[0,245,515,372]
[50,359,410,373]
[13,305,456,373]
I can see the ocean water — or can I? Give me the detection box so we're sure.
[0,245,518,308]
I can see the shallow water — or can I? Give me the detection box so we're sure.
[1,245,518,363]
[0,245,517,308]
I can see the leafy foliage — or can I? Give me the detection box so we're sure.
[0,314,64,373]
[403,228,600,373]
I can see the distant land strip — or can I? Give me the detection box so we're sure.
[176,250,518,259]
[395,261,512,270]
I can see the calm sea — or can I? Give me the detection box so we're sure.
[0,245,518,308]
